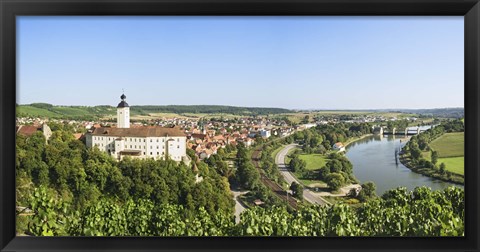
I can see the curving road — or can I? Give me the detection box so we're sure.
[275,144,329,206]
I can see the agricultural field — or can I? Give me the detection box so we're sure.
[438,157,464,175]
[429,132,464,158]
[422,132,464,175]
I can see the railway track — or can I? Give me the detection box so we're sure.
[251,149,298,209]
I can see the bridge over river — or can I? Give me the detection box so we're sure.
[374,125,434,136]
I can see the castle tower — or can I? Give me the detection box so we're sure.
[117,93,130,128]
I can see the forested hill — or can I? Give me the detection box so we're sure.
[16,103,292,120]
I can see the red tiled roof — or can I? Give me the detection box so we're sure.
[73,133,84,140]
[91,126,186,137]
[16,125,39,136]
[191,133,207,139]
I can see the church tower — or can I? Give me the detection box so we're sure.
[117,93,130,128]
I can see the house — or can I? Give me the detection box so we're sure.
[16,123,52,143]
[253,199,264,206]
[259,129,271,138]
[332,142,346,152]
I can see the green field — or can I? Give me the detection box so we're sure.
[422,132,464,175]
[429,132,464,158]
[438,157,464,175]
[293,153,330,186]
[298,154,329,170]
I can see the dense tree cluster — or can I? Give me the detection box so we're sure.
[386,119,409,130]
[289,182,304,200]
[234,139,291,208]
[288,154,307,174]
[283,123,369,191]
[317,153,357,191]
[234,144,260,190]
[258,141,286,184]
[16,128,235,235]
[356,182,377,202]
[293,123,372,155]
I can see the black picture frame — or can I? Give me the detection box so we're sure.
[1,0,479,251]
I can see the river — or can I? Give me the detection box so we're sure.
[345,129,462,196]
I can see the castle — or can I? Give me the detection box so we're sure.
[85,94,188,162]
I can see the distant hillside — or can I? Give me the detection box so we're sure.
[387,108,464,118]
[16,103,292,120]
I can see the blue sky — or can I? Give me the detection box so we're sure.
[17,16,464,109]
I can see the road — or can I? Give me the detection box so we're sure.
[231,189,249,224]
[275,144,329,206]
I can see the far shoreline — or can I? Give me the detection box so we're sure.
[398,153,464,186]
[344,132,464,188]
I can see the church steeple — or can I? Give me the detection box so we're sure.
[117,93,130,128]
[117,93,129,108]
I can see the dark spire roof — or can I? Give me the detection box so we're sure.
[117,93,129,108]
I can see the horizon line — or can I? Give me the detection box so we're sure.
[16,103,464,111]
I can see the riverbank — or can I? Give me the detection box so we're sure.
[344,134,373,148]
[398,153,464,185]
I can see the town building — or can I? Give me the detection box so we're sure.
[332,142,346,152]
[16,123,52,143]
[85,94,188,162]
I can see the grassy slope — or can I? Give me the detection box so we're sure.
[17,106,61,118]
[421,132,464,175]
[50,107,94,116]
[429,132,464,158]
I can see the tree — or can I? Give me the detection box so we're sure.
[301,115,310,124]
[237,163,259,190]
[326,159,342,173]
[215,161,233,178]
[431,150,438,166]
[289,182,304,200]
[410,146,422,160]
[439,163,447,175]
[358,182,376,201]
[325,173,344,191]
[318,166,330,180]
[347,188,358,197]
[289,155,306,174]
